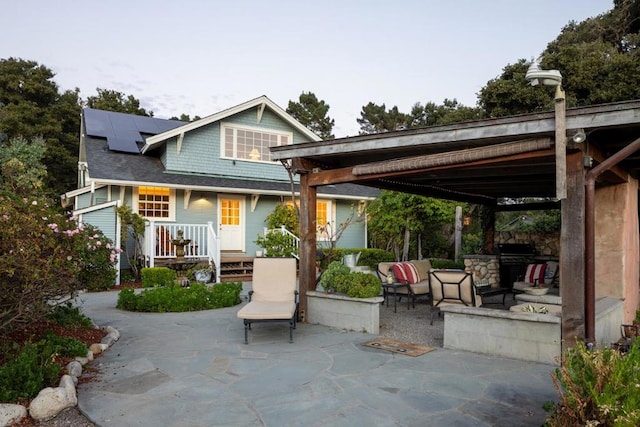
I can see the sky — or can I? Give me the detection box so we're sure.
[3,0,614,137]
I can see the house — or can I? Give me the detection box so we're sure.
[62,95,378,283]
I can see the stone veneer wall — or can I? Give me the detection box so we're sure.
[495,231,560,257]
[463,255,499,287]
[463,231,560,287]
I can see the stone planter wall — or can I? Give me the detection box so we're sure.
[306,291,383,334]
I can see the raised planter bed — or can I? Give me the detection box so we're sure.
[306,291,384,334]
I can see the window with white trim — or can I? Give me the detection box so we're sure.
[286,199,333,241]
[136,187,175,220]
[222,123,291,162]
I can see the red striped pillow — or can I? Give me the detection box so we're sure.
[525,264,547,285]
[402,262,420,284]
[392,263,408,283]
[392,262,420,284]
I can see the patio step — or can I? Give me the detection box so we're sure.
[219,256,254,282]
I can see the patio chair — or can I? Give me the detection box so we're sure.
[236,257,298,344]
[428,269,482,324]
[512,261,559,293]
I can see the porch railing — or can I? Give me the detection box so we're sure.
[263,225,300,259]
[145,220,221,283]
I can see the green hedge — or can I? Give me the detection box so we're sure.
[141,267,176,288]
[116,282,242,312]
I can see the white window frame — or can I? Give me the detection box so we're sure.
[220,122,292,163]
[315,200,335,242]
[133,187,176,221]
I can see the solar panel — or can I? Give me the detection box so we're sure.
[84,108,184,154]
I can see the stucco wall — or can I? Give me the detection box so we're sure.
[595,179,639,322]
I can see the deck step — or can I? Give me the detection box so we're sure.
[219,256,254,281]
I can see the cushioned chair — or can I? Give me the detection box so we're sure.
[376,260,431,308]
[512,261,559,293]
[428,269,482,324]
[236,257,298,344]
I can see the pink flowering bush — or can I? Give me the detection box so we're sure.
[74,223,120,291]
[0,191,119,332]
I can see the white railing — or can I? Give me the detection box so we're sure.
[146,221,221,282]
[263,225,300,259]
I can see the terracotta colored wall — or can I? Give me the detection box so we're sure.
[594,179,639,322]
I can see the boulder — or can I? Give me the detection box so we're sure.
[0,404,27,426]
[66,360,83,378]
[28,375,77,421]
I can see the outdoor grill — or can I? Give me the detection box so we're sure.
[496,243,537,290]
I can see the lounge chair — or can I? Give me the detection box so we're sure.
[428,269,482,325]
[236,257,298,344]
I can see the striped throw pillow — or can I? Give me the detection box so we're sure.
[525,263,547,285]
[392,262,420,284]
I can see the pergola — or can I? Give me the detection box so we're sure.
[271,100,640,349]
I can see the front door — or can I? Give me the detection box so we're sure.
[218,195,245,252]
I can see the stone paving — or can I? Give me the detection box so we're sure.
[75,290,557,427]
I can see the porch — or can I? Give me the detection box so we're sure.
[142,222,296,282]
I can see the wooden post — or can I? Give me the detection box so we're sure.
[454,206,462,261]
[555,87,567,200]
[561,151,586,349]
[298,172,316,323]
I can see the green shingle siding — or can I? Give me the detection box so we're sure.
[163,107,314,183]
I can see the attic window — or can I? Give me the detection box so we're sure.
[221,123,291,162]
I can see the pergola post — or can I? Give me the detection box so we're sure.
[298,171,316,322]
[561,150,586,349]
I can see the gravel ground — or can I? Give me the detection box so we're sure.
[378,293,516,348]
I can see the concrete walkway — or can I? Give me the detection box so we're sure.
[76,291,558,427]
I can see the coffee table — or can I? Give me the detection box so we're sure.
[476,285,509,305]
[381,282,410,312]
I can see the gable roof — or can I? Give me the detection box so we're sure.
[141,95,321,154]
[77,106,378,201]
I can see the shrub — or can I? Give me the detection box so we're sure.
[0,192,119,333]
[319,261,350,292]
[75,223,119,291]
[343,271,381,298]
[318,261,381,298]
[255,231,298,258]
[116,282,242,312]
[46,302,94,328]
[545,340,640,426]
[0,332,87,402]
[141,267,176,288]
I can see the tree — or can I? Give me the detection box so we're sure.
[169,113,201,122]
[408,98,484,128]
[0,136,47,194]
[286,92,335,139]
[478,59,556,117]
[367,190,459,260]
[357,102,409,134]
[479,0,640,117]
[86,88,152,116]
[0,58,81,196]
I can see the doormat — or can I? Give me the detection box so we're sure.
[361,338,435,357]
